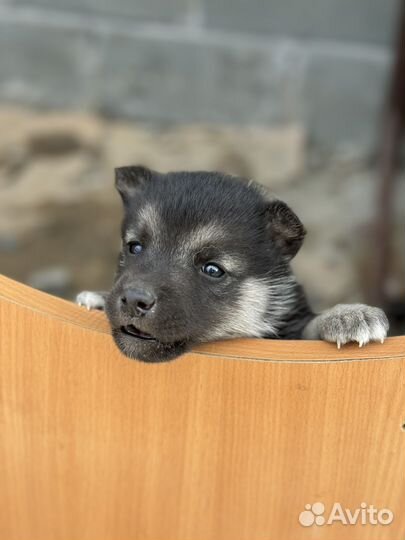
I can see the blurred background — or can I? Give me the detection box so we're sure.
[0,0,404,333]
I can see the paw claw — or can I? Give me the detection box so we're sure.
[314,304,389,349]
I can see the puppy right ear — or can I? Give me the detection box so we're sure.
[115,166,152,203]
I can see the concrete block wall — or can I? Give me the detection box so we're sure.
[0,0,400,150]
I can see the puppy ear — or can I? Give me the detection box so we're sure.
[266,199,306,259]
[114,165,152,203]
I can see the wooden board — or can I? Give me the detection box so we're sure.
[0,273,404,540]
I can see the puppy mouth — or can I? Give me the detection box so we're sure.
[120,324,157,341]
[114,324,190,362]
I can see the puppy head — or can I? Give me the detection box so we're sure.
[106,166,305,362]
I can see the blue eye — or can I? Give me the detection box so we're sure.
[201,263,225,278]
[128,241,143,254]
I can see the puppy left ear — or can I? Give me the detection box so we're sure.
[115,165,152,204]
[266,199,306,259]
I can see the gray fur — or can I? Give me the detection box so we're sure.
[303,304,389,347]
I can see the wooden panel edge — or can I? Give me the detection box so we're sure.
[1,273,404,362]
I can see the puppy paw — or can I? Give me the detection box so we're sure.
[315,304,389,348]
[76,291,106,311]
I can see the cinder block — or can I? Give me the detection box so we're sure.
[0,21,102,108]
[302,51,389,149]
[13,0,190,23]
[204,0,398,46]
[0,16,392,151]
[97,34,305,125]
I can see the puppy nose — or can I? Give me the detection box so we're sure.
[121,288,156,316]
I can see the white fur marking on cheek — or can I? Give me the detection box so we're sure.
[214,278,275,339]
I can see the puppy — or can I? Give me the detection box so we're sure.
[77,166,389,362]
